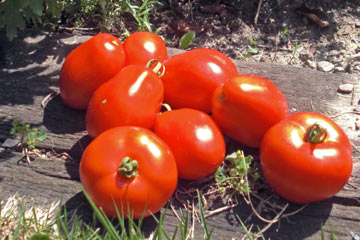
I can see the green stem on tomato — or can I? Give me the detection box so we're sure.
[118,157,138,178]
[305,123,327,144]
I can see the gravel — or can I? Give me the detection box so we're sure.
[152,0,360,74]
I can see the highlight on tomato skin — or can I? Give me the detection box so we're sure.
[79,126,178,219]
[260,112,353,204]
[211,74,289,148]
[153,108,226,180]
[123,31,168,66]
[59,33,126,110]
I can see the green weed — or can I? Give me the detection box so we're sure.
[10,120,47,150]
[179,31,196,50]
[243,36,264,58]
[215,150,260,194]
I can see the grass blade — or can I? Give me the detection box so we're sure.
[197,190,212,240]
[82,189,121,240]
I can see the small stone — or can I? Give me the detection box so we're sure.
[329,50,340,56]
[306,59,317,69]
[317,61,335,72]
[334,66,345,72]
[348,42,359,52]
[337,83,354,94]
[355,19,360,28]
[340,50,347,55]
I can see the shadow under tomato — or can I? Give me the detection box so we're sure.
[43,93,86,134]
[64,135,92,181]
[60,191,160,238]
[228,195,333,239]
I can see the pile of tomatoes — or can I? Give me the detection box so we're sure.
[59,32,353,219]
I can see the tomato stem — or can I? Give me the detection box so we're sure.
[305,123,327,144]
[118,157,138,178]
[146,59,165,77]
[161,103,172,112]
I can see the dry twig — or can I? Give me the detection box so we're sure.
[254,0,263,25]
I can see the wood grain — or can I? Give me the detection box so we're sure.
[0,30,359,239]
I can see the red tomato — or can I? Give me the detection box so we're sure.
[211,74,289,148]
[161,48,238,113]
[153,108,226,180]
[123,31,167,66]
[80,126,178,218]
[86,65,164,138]
[260,112,353,203]
[59,33,126,109]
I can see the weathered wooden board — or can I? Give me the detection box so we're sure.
[0,30,359,239]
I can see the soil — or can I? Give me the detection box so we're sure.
[143,0,360,74]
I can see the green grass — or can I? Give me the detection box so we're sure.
[0,152,338,240]
[0,191,213,240]
[0,190,340,240]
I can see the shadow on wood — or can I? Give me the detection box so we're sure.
[0,29,85,107]
[64,135,92,180]
[60,191,160,238]
[43,94,86,135]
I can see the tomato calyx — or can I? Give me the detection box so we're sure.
[118,157,138,178]
[305,123,328,144]
[146,59,165,77]
[218,92,226,103]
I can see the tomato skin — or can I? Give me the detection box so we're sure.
[260,112,353,203]
[86,65,164,138]
[59,33,126,109]
[123,31,167,66]
[161,48,238,113]
[153,108,226,180]
[80,126,178,218]
[211,74,289,148]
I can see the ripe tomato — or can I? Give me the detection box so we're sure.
[211,74,289,148]
[260,112,353,203]
[153,108,226,180]
[59,33,126,110]
[123,31,167,66]
[161,48,238,113]
[86,65,164,138]
[80,126,178,218]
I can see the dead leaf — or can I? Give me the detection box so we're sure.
[168,21,204,36]
[296,3,329,27]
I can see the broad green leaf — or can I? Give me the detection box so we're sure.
[14,0,30,9]
[248,45,259,54]
[35,132,47,141]
[1,0,26,40]
[179,31,195,50]
[249,35,257,45]
[12,119,20,127]
[10,128,17,135]
[29,0,43,16]
[46,0,62,18]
